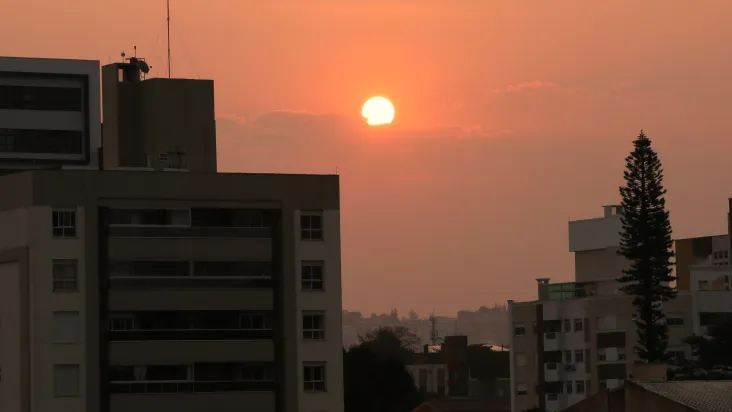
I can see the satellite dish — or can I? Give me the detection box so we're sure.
[137,60,150,74]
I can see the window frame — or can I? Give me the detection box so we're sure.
[300,211,324,241]
[54,364,81,398]
[576,380,585,394]
[573,318,584,332]
[514,323,526,337]
[301,261,325,291]
[52,259,79,292]
[303,311,326,341]
[52,209,77,238]
[303,363,327,392]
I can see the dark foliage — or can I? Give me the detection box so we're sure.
[345,326,423,412]
[669,318,732,380]
[617,130,676,362]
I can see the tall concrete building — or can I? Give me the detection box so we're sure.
[0,56,344,412]
[508,206,693,412]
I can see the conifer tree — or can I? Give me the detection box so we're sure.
[617,130,676,362]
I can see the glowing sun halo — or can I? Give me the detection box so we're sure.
[362,96,395,126]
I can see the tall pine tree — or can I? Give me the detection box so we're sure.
[617,130,676,363]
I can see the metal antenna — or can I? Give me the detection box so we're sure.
[167,0,172,78]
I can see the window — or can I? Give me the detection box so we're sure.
[574,350,584,363]
[303,363,326,392]
[239,313,271,330]
[597,349,607,361]
[516,383,527,395]
[0,129,83,155]
[53,312,80,343]
[300,212,323,240]
[563,319,571,332]
[546,362,558,370]
[514,324,526,337]
[515,353,527,367]
[0,85,82,111]
[53,260,78,292]
[574,318,583,332]
[564,350,572,363]
[108,314,134,331]
[52,209,77,238]
[565,381,573,394]
[576,380,585,394]
[303,312,325,340]
[599,380,608,391]
[54,364,80,397]
[301,261,325,290]
[667,316,684,326]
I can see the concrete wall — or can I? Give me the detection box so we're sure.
[296,209,344,412]
[568,213,622,253]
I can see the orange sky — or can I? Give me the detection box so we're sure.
[4,0,732,316]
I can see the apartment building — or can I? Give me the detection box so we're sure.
[508,206,693,412]
[0,56,344,412]
[675,231,732,336]
[0,56,101,168]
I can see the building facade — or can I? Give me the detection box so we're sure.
[0,56,102,169]
[508,206,694,412]
[0,56,344,412]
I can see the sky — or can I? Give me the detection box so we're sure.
[3,0,732,316]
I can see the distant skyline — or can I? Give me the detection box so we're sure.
[4,0,732,314]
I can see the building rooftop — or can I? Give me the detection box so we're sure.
[632,380,732,412]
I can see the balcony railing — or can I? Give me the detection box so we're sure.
[109,276,273,289]
[108,225,271,239]
[109,329,273,341]
[110,380,275,394]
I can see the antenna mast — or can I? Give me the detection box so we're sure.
[167,0,172,78]
[429,312,439,346]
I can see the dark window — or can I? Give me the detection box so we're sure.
[565,381,573,394]
[190,208,265,228]
[52,210,77,237]
[667,317,684,326]
[109,261,189,277]
[109,365,189,382]
[300,212,323,240]
[0,128,83,155]
[574,350,584,363]
[194,261,271,278]
[108,209,189,226]
[239,312,271,330]
[53,260,78,292]
[514,324,526,337]
[303,364,326,392]
[564,350,572,363]
[303,312,325,340]
[563,319,571,332]
[302,261,325,290]
[0,85,82,111]
[574,318,584,332]
[576,380,585,394]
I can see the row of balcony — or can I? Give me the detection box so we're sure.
[110,381,275,394]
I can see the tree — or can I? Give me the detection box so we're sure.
[358,326,421,358]
[345,327,423,412]
[671,318,732,380]
[617,130,676,362]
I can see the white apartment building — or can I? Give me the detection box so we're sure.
[0,55,344,412]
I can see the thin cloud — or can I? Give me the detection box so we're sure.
[494,80,561,94]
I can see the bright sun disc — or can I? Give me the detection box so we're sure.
[362,96,395,126]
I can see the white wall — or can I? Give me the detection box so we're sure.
[27,206,87,412]
[568,214,622,252]
[295,209,344,412]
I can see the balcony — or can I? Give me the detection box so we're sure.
[109,329,272,341]
[110,380,274,394]
[106,208,273,239]
[108,261,274,289]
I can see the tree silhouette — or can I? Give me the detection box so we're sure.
[345,327,423,412]
[617,130,676,362]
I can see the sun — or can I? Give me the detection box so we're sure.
[362,96,395,126]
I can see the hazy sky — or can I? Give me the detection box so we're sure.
[4,0,732,316]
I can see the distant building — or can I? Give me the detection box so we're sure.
[508,206,694,412]
[0,56,102,169]
[0,56,344,412]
